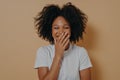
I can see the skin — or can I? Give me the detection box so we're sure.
[37,16,91,80]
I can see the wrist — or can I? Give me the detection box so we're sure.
[53,55,63,67]
[54,54,62,61]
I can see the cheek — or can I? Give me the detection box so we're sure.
[68,31,71,35]
[52,30,57,38]
[65,29,71,35]
[69,29,71,35]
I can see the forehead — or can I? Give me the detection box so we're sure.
[52,16,69,26]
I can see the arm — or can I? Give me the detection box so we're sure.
[38,32,70,80]
[80,68,92,80]
[38,56,61,80]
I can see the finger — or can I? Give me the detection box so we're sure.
[62,34,70,46]
[63,39,70,49]
[58,32,64,42]
[59,32,68,44]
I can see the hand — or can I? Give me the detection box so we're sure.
[54,32,70,59]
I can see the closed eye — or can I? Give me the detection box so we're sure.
[53,26,59,29]
[64,26,70,29]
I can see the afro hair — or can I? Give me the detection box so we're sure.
[34,2,88,44]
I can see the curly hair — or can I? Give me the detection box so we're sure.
[34,2,87,44]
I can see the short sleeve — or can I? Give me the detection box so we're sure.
[79,47,92,71]
[34,47,48,69]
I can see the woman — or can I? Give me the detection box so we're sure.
[34,2,92,80]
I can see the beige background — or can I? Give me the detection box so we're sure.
[0,0,120,80]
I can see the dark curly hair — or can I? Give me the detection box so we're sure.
[34,2,87,44]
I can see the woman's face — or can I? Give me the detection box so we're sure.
[52,16,71,41]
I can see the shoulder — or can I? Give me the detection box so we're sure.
[72,44,88,56]
[73,44,87,52]
[37,44,54,54]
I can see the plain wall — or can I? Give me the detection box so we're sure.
[0,0,120,80]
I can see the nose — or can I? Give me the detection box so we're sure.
[56,28,64,37]
[59,28,64,34]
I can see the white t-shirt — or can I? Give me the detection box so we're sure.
[34,44,92,80]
